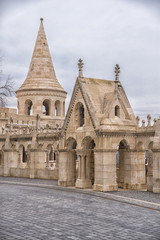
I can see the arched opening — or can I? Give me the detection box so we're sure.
[43,99,50,116]
[0,151,2,166]
[63,101,65,117]
[146,141,153,191]
[55,100,61,116]
[25,100,33,116]
[49,147,54,161]
[89,139,96,185]
[17,101,19,114]
[115,105,120,117]
[46,145,57,168]
[0,145,5,167]
[22,146,27,163]
[117,139,130,188]
[66,137,77,183]
[75,102,85,127]
[81,137,96,186]
[19,145,27,163]
[26,144,31,166]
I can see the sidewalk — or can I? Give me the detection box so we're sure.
[0,176,159,211]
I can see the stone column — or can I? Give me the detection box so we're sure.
[54,151,59,169]
[75,150,92,189]
[58,150,76,187]
[152,149,160,193]
[147,151,153,192]
[3,149,19,176]
[125,150,146,190]
[61,102,63,117]
[46,151,49,167]
[30,149,46,178]
[93,149,118,192]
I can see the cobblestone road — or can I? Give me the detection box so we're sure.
[0,182,160,240]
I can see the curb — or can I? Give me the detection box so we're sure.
[0,180,160,211]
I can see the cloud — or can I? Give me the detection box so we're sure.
[0,0,160,119]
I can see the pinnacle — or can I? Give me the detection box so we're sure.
[17,19,65,93]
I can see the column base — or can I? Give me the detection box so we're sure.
[118,183,147,190]
[30,169,36,179]
[93,184,118,192]
[76,178,92,189]
[153,187,160,193]
[58,180,75,187]
[147,175,153,192]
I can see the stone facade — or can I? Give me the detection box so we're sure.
[0,19,160,193]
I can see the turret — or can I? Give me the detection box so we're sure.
[16,18,67,126]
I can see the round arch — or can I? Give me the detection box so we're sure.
[25,99,33,116]
[55,100,61,116]
[66,137,77,150]
[43,99,50,116]
[19,145,27,163]
[75,102,85,127]
[81,136,96,149]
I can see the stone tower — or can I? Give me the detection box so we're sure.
[16,18,67,127]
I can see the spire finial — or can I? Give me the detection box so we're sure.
[78,58,84,78]
[115,64,120,81]
[40,17,43,22]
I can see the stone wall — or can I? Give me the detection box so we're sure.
[10,167,58,180]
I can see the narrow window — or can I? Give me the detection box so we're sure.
[75,102,85,127]
[43,100,50,116]
[25,100,33,116]
[63,102,65,117]
[55,100,60,116]
[22,146,27,163]
[80,105,84,127]
[115,105,120,117]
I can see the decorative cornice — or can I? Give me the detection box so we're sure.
[16,89,67,98]
[62,78,80,135]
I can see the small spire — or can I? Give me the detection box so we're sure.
[115,64,120,81]
[147,114,151,127]
[40,17,43,22]
[78,58,84,77]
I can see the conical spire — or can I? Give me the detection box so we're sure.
[17,18,65,93]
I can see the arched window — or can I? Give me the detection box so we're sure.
[89,140,96,149]
[22,146,27,163]
[17,101,19,114]
[49,147,54,161]
[80,105,84,126]
[55,100,61,116]
[54,152,56,161]
[75,102,85,127]
[63,101,65,117]
[25,100,33,116]
[0,152,2,165]
[43,99,50,116]
[115,105,120,117]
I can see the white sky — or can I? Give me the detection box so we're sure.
[0,0,160,122]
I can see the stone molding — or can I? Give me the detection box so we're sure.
[16,90,67,98]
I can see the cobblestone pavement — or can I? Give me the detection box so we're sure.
[0,181,160,240]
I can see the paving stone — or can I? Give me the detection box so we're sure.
[0,182,160,240]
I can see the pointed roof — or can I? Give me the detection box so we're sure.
[63,77,137,134]
[17,18,66,93]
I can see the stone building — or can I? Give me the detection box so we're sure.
[0,19,160,193]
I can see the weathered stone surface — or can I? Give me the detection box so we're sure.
[0,19,160,194]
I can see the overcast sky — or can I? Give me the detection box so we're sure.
[0,0,160,122]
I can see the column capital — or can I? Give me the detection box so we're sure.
[76,149,92,157]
